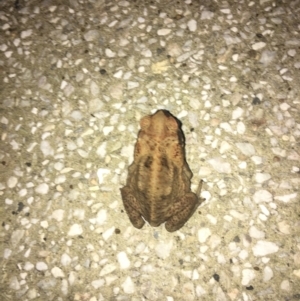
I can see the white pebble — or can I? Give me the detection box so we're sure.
[253,190,273,203]
[67,224,83,236]
[117,252,130,269]
[251,156,263,165]
[287,49,296,57]
[231,107,244,119]
[105,48,116,58]
[208,157,231,173]
[36,262,48,271]
[7,176,18,188]
[274,193,297,203]
[255,173,271,183]
[96,209,107,225]
[102,227,115,241]
[236,121,246,134]
[187,19,197,32]
[100,263,116,276]
[51,266,65,278]
[249,226,265,239]
[91,279,105,289]
[280,280,290,291]
[35,183,49,194]
[40,221,49,229]
[235,143,255,156]
[61,253,72,266]
[219,141,231,154]
[279,103,290,111]
[40,140,54,157]
[198,227,211,243]
[83,30,99,41]
[157,28,171,36]
[24,262,34,271]
[252,240,279,257]
[27,288,38,299]
[70,110,82,121]
[252,42,266,50]
[121,276,135,294]
[51,209,64,222]
[3,248,12,259]
[263,266,273,282]
[10,230,25,247]
[293,270,300,278]
[97,168,110,184]
[201,11,214,20]
[103,126,114,136]
[9,276,20,290]
[155,241,173,259]
[242,269,255,285]
[21,29,33,39]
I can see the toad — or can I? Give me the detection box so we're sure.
[120,110,204,232]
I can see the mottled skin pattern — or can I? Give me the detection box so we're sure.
[120,110,204,232]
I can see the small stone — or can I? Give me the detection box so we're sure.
[9,276,20,290]
[91,279,104,289]
[198,227,211,243]
[208,157,231,173]
[117,252,130,269]
[121,276,135,294]
[252,240,279,256]
[263,266,273,282]
[280,280,290,291]
[293,269,300,278]
[105,48,116,58]
[235,143,255,156]
[249,226,265,239]
[254,173,271,183]
[100,263,116,276]
[259,50,276,65]
[97,168,110,184]
[36,262,48,271]
[242,269,255,286]
[52,209,64,222]
[157,28,171,36]
[21,29,33,39]
[274,193,297,203]
[27,288,38,299]
[10,230,25,247]
[35,183,49,194]
[201,11,214,20]
[40,140,54,157]
[252,42,266,50]
[67,224,83,236]
[288,49,296,57]
[24,262,34,271]
[7,176,18,188]
[83,30,99,41]
[61,253,72,266]
[253,190,273,203]
[277,221,290,234]
[96,209,107,225]
[51,266,65,278]
[187,19,197,32]
[232,107,244,119]
[155,240,173,259]
[237,121,246,134]
[219,141,232,154]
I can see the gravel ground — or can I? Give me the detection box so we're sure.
[1,0,300,300]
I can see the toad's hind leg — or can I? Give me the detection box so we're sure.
[165,180,205,232]
[120,186,145,229]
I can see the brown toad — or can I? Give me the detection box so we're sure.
[120,110,204,232]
